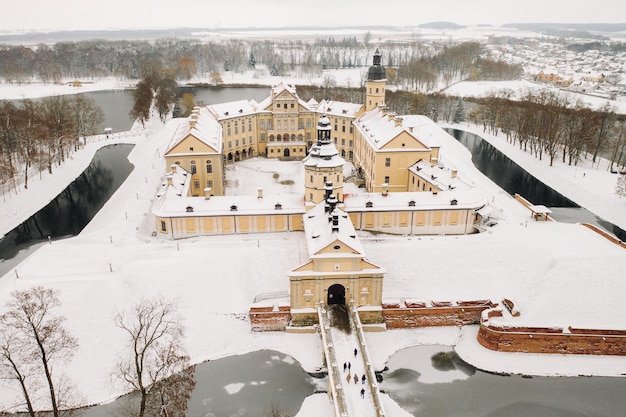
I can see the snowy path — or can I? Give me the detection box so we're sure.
[324,305,379,417]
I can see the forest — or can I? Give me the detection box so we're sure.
[0,36,623,199]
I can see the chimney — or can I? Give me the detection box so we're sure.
[331,214,339,232]
[408,126,414,133]
[166,175,173,186]
[381,182,389,196]
[257,187,264,199]
[204,187,212,200]
[451,169,458,178]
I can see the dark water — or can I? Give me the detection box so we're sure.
[82,350,320,417]
[381,345,626,417]
[79,90,136,132]
[446,128,625,240]
[179,85,269,106]
[0,144,134,276]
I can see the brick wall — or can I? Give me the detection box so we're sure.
[478,322,626,355]
[382,301,493,328]
[250,310,291,331]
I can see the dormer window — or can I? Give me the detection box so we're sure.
[274,203,282,210]
[408,200,416,207]
[365,201,373,208]
[185,206,194,212]
[230,204,238,211]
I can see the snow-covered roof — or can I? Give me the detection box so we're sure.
[165,106,222,155]
[302,141,345,168]
[400,115,446,149]
[343,188,486,212]
[152,191,305,218]
[256,81,312,111]
[315,99,363,117]
[207,99,258,120]
[408,160,469,192]
[302,201,364,257]
[354,107,436,151]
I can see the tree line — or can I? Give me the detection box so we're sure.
[0,38,521,92]
[0,95,104,194]
[0,287,193,417]
[467,91,626,170]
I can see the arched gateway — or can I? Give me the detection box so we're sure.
[327,284,346,305]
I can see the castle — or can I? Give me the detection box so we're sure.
[152,50,487,326]
[151,51,626,356]
[153,50,487,239]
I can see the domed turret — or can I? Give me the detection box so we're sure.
[365,49,386,111]
[367,48,386,81]
[302,114,345,205]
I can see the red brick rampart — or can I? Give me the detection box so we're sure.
[478,308,626,355]
[250,304,291,331]
[382,299,495,328]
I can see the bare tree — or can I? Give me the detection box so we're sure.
[1,286,78,417]
[114,297,192,417]
[0,317,37,417]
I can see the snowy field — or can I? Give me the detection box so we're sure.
[1,78,626,415]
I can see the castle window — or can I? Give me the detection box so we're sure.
[260,133,266,142]
[385,157,390,167]
[260,121,265,129]
[284,103,287,109]
[193,180,200,189]
[160,220,167,231]
[207,180,213,188]
[384,176,390,184]
[206,161,212,173]
[190,161,197,174]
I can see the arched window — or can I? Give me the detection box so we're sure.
[206,160,212,174]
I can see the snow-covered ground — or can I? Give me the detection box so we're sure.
[1,79,626,416]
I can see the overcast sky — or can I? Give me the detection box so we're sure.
[3,0,626,32]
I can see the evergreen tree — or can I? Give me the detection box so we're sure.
[453,98,465,123]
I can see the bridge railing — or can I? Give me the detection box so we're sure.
[349,300,386,417]
[317,305,348,417]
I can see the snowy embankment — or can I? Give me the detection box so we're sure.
[0,79,626,415]
[440,122,626,232]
